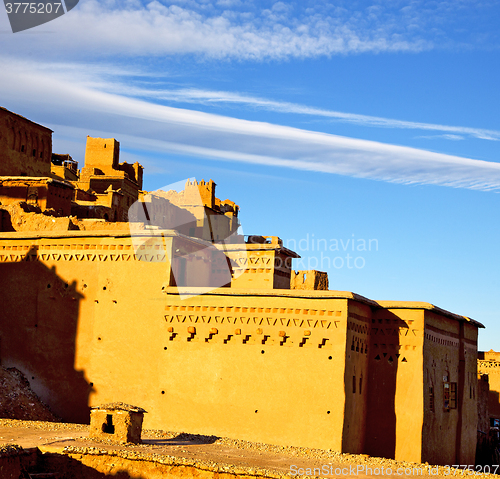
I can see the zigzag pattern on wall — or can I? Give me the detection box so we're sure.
[0,252,161,262]
[166,305,342,316]
[164,312,339,330]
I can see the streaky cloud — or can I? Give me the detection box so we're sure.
[110,86,500,142]
[2,58,500,192]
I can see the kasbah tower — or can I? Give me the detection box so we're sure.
[0,105,497,466]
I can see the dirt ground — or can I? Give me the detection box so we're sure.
[0,419,496,479]
[0,367,58,422]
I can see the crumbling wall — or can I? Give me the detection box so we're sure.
[290,270,329,290]
[0,202,78,232]
[89,409,143,444]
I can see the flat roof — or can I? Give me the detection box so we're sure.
[0,228,214,248]
[217,242,300,258]
[0,229,484,328]
[0,176,74,188]
[165,287,484,328]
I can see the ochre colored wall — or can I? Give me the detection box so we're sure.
[0,233,176,422]
[0,234,351,450]
[0,233,481,463]
[478,351,500,419]
[227,248,275,289]
[83,137,120,171]
[154,293,349,450]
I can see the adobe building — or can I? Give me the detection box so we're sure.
[0,107,486,466]
[0,107,52,177]
[0,229,482,465]
[90,402,146,444]
[150,179,240,242]
[0,177,74,216]
[478,350,500,420]
[75,137,143,222]
[50,153,79,182]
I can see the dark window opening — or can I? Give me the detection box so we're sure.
[359,377,363,394]
[352,375,356,394]
[33,149,36,157]
[429,386,434,412]
[102,414,115,434]
[21,145,25,152]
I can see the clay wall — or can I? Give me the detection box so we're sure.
[225,242,298,290]
[0,178,74,216]
[83,137,120,171]
[133,193,197,236]
[0,232,185,422]
[158,180,239,242]
[478,352,500,419]
[0,232,482,462]
[89,409,144,443]
[421,311,478,465]
[342,300,370,454]
[157,291,350,450]
[76,137,143,221]
[0,107,52,177]
[0,238,353,451]
[291,270,329,291]
[184,179,216,209]
[51,164,79,182]
[365,307,423,463]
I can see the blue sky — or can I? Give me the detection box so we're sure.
[1,0,499,349]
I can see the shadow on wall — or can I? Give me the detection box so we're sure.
[0,246,92,423]
[489,389,500,419]
[363,311,405,459]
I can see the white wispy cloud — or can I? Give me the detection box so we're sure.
[25,62,497,142]
[0,0,433,59]
[1,0,497,61]
[104,85,500,141]
[415,134,466,141]
[2,57,500,191]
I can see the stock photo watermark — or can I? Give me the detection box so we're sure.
[290,464,500,477]
[284,233,379,270]
[3,0,79,33]
[127,178,379,299]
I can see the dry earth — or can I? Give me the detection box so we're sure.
[0,366,58,422]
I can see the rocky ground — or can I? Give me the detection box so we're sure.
[0,373,496,478]
[0,419,497,479]
[0,366,59,422]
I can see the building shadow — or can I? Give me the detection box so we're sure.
[31,453,149,479]
[363,310,405,459]
[0,245,91,423]
[143,432,220,446]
